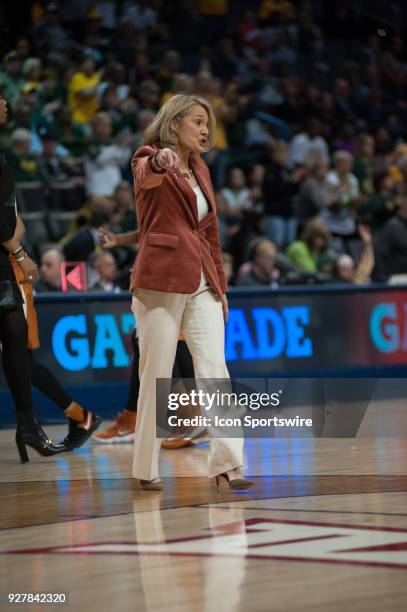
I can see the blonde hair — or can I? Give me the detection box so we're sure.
[301,217,331,245]
[143,94,216,152]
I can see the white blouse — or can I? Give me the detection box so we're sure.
[193,184,209,222]
[193,184,209,287]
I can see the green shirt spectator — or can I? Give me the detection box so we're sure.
[0,51,24,108]
[286,218,336,275]
[6,128,44,182]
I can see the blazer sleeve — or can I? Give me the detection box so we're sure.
[132,146,168,191]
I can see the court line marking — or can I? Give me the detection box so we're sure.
[198,505,407,517]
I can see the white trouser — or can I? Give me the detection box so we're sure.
[131,273,244,480]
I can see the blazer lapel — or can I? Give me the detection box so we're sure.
[169,166,198,225]
[190,158,215,215]
[169,158,215,225]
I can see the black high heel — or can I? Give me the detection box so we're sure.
[15,424,66,463]
[215,472,254,491]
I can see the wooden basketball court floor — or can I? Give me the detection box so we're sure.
[1,399,407,612]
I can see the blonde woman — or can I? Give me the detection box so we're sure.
[130,94,252,491]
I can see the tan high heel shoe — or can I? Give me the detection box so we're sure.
[140,478,163,491]
[215,472,254,491]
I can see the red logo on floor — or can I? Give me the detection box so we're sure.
[4,518,407,569]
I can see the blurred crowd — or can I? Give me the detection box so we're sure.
[1,0,407,292]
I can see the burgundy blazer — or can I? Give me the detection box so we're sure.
[129,145,227,298]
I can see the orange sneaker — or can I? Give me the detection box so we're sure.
[161,426,208,449]
[161,438,194,449]
[93,410,137,444]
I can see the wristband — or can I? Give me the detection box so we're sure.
[11,246,23,255]
[15,252,28,262]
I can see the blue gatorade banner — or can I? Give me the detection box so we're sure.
[1,285,407,388]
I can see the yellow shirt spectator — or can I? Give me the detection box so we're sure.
[211,97,228,150]
[258,0,295,21]
[198,0,228,16]
[68,68,101,124]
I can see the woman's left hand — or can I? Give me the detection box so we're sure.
[221,294,229,323]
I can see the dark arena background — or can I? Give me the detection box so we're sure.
[1,2,407,611]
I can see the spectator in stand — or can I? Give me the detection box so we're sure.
[373,196,407,282]
[15,38,31,63]
[38,128,80,184]
[161,74,194,107]
[394,155,407,190]
[98,60,129,104]
[333,77,355,122]
[286,217,336,276]
[210,37,244,81]
[6,129,44,183]
[250,57,283,111]
[217,167,252,249]
[297,159,334,227]
[362,174,397,229]
[237,10,264,52]
[128,52,155,87]
[84,112,132,197]
[0,51,23,109]
[275,80,305,130]
[263,140,305,248]
[68,57,101,126]
[88,250,120,293]
[226,164,266,276]
[333,123,355,155]
[112,181,135,231]
[52,105,89,157]
[21,58,42,93]
[353,133,375,198]
[319,92,336,126]
[332,226,374,284]
[157,50,182,91]
[36,67,66,121]
[100,86,123,134]
[289,117,329,167]
[248,164,265,214]
[123,0,158,31]
[237,238,280,287]
[320,150,361,252]
[132,109,155,150]
[258,0,296,22]
[64,197,114,262]
[194,71,232,188]
[32,2,74,56]
[137,80,160,112]
[374,126,393,173]
[35,245,65,292]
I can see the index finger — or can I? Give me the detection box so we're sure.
[171,152,180,167]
